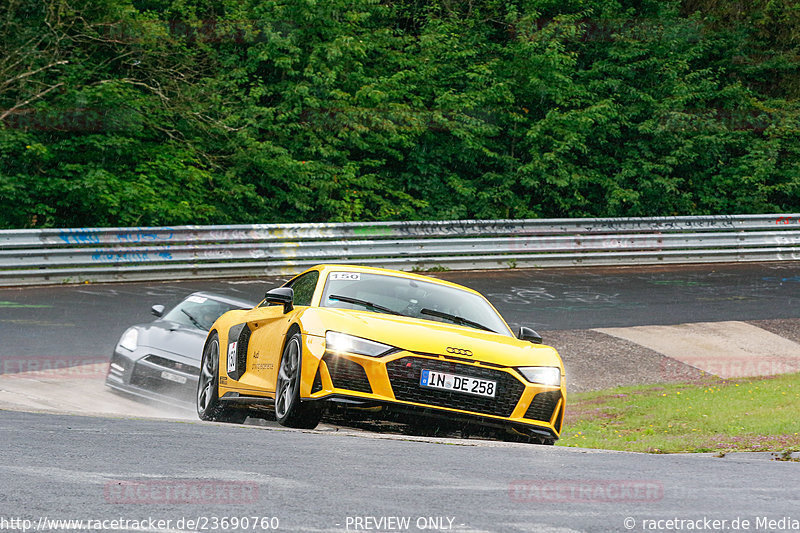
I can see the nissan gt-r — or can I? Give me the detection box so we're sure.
[107,291,256,407]
[197,265,566,444]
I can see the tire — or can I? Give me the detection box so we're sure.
[275,332,323,429]
[196,332,249,424]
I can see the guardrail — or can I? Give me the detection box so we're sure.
[1,214,799,286]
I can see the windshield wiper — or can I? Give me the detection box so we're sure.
[328,295,406,317]
[181,309,205,330]
[420,308,495,333]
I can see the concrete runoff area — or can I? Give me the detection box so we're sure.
[595,321,800,379]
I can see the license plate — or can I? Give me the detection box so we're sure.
[160,370,187,384]
[420,369,496,398]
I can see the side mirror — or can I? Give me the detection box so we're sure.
[265,287,294,313]
[151,304,165,318]
[518,326,542,344]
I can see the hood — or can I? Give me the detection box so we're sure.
[134,321,207,361]
[300,308,562,370]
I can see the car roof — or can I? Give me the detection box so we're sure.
[187,291,256,309]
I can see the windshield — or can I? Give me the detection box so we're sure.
[162,295,245,331]
[320,272,512,336]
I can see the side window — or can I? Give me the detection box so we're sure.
[287,271,320,307]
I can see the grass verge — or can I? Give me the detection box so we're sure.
[557,372,800,454]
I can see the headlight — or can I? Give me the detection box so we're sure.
[325,331,395,357]
[517,366,561,386]
[118,328,139,352]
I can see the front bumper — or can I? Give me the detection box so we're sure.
[304,348,565,440]
[106,346,200,409]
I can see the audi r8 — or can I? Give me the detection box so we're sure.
[107,292,256,407]
[197,265,566,444]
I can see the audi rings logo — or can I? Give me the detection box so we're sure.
[446,347,473,356]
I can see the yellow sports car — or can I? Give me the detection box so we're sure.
[197,265,565,444]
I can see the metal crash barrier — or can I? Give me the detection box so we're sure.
[1,214,799,286]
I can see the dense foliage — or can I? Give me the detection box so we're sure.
[1,0,799,228]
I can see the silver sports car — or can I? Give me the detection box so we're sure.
[106,291,255,407]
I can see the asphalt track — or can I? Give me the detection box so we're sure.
[2,262,800,532]
[2,261,800,360]
[1,410,799,533]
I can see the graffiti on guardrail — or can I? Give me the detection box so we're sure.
[58,229,102,245]
[116,229,175,243]
[391,220,527,237]
[208,228,261,241]
[57,228,175,245]
[58,228,175,245]
[201,250,234,260]
[91,252,173,263]
[353,226,390,237]
[208,225,308,241]
[580,216,737,232]
[3,215,798,286]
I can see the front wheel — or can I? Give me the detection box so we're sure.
[275,332,322,429]
[197,332,248,424]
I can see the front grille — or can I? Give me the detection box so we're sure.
[524,391,562,422]
[323,353,372,393]
[130,361,196,401]
[142,355,199,375]
[385,357,525,418]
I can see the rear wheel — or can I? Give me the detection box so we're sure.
[275,332,322,429]
[197,332,248,424]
